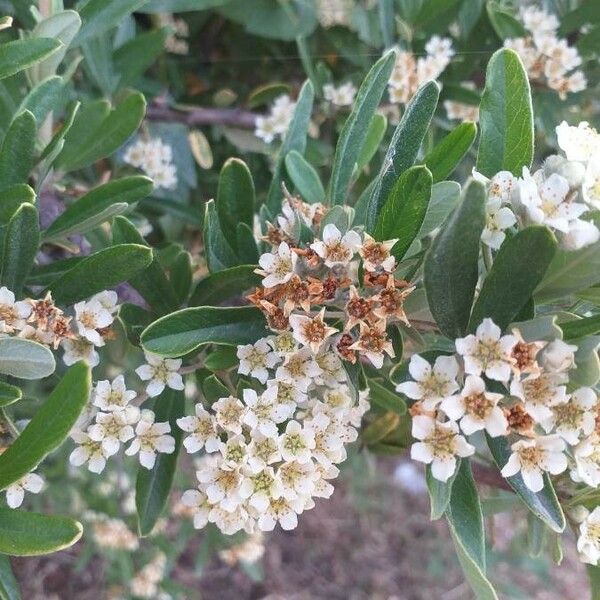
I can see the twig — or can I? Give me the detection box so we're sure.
[0,408,19,439]
[145,103,257,129]
[472,462,512,491]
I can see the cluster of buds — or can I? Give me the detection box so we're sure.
[475,120,600,252]
[0,286,120,369]
[505,6,586,99]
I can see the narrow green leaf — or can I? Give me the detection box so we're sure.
[424,180,486,338]
[18,76,64,124]
[561,314,600,341]
[486,1,528,39]
[367,378,407,415]
[141,306,267,357]
[285,150,325,203]
[0,338,55,380]
[373,165,432,261]
[136,389,184,536]
[0,38,62,80]
[470,226,557,331]
[247,83,291,109]
[0,185,35,223]
[0,111,36,189]
[417,181,461,240]
[0,362,91,491]
[190,265,261,306]
[424,122,477,183]
[0,509,82,556]
[267,80,314,214]
[202,373,231,404]
[47,244,153,305]
[75,0,147,44]
[366,80,439,231]
[44,176,152,241]
[0,382,22,408]
[204,347,238,372]
[476,48,534,177]
[40,100,80,161]
[235,223,259,265]
[203,199,238,272]
[216,158,255,251]
[0,555,19,600]
[486,433,565,532]
[27,257,83,287]
[113,28,169,87]
[587,565,600,600]
[356,113,387,173]
[426,461,460,520]
[329,50,396,205]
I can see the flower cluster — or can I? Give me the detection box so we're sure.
[323,81,357,107]
[157,12,189,55]
[444,98,479,122]
[505,6,586,99]
[475,120,600,251]
[400,317,600,502]
[315,0,353,28]
[130,552,169,599]
[254,94,297,144]
[89,514,139,551]
[388,36,454,104]
[0,286,120,369]
[123,137,177,190]
[575,507,600,565]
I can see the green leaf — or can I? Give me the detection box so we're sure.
[216,158,255,251]
[559,1,600,35]
[0,38,62,80]
[141,0,232,10]
[476,48,533,177]
[44,176,152,241]
[0,203,39,294]
[424,122,477,183]
[373,165,432,261]
[587,565,600,600]
[0,382,22,408]
[486,1,528,39]
[202,373,230,404]
[190,265,261,306]
[427,462,459,520]
[285,150,325,204]
[356,112,387,173]
[535,240,600,303]
[136,389,184,536]
[247,83,291,109]
[0,555,19,600]
[446,461,498,600]
[366,80,439,231]
[40,100,80,161]
[141,306,267,358]
[470,227,557,331]
[486,433,565,532]
[18,76,64,124]
[267,80,314,214]
[560,314,600,341]
[0,362,91,491]
[56,93,146,172]
[27,257,82,287]
[203,199,238,273]
[204,346,238,371]
[417,181,461,240]
[0,111,36,189]
[0,509,82,556]
[75,0,147,44]
[329,50,396,205]
[0,185,35,223]
[0,338,55,380]
[112,217,180,315]
[366,378,407,415]
[47,244,153,305]
[424,180,486,338]
[235,223,259,265]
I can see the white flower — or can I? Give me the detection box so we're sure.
[520,6,559,34]
[5,472,43,509]
[542,387,597,444]
[441,375,508,437]
[315,351,347,388]
[559,218,600,251]
[323,81,357,107]
[556,121,600,163]
[277,460,317,500]
[177,404,220,453]
[308,412,346,466]
[582,153,600,209]
[208,505,250,535]
[87,407,140,456]
[0,286,31,333]
[213,395,245,434]
[425,35,454,61]
[310,224,361,267]
[267,332,298,358]
[247,430,282,473]
[510,370,569,423]
[70,430,111,473]
[237,338,280,383]
[255,115,277,144]
[578,507,600,565]
[573,433,600,487]
[93,375,137,411]
[312,463,339,498]
[73,298,114,346]
[455,318,517,381]
[125,409,175,469]
[540,339,577,372]
[278,420,315,464]
[396,354,459,410]
[91,290,119,313]
[239,466,283,512]
[62,338,99,367]
[288,308,338,354]
[500,435,567,492]
[276,347,322,392]
[257,496,306,531]
[358,233,397,272]
[410,416,475,482]
[219,434,250,470]
[135,352,184,397]
[242,387,294,438]
[481,197,516,249]
[181,488,212,529]
[256,242,297,288]
[197,462,243,512]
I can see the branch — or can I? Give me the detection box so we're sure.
[145,103,257,129]
[472,462,512,491]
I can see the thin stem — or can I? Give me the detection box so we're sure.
[0,408,19,439]
[482,243,493,272]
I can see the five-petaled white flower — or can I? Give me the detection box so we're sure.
[276,347,322,392]
[410,416,475,482]
[481,197,516,249]
[279,420,316,464]
[69,430,111,473]
[73,298,114,346]
[0,286,31,333]
[242,387,294,438]
[455,318,517,381]
[239,466,283,512]
[177,404,221,453]
[237,338,280,383]
[577,507,600,565]
[93,375,137,411]
[5,472,43,508]
[441,375,508,437]
[181,487,212,529]
[396,354,459,410]
[310,224,361,267]
[358,233,397,272]
[542,387,597,444]
[125,409,175,469]
[135,352,184,397]
[87,407,140,456]
[62,338,99,367]
[257,496,306,531]
[509,370,569,423]
[213,395,246,435]
[500,435,567,492]
[288,308,338,354]
[256,242,297,288]
[573,433,600,488]
[197,462,243,511]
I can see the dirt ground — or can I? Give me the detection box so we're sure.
[11,457,590,600]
